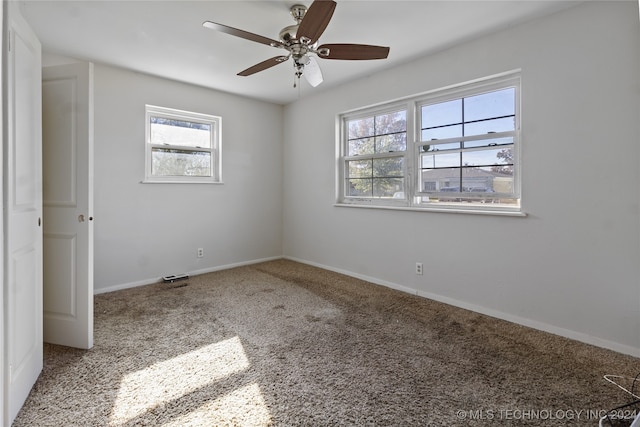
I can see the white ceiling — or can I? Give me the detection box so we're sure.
[19,0,580,105]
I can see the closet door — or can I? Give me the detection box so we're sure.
[4,2,43,424]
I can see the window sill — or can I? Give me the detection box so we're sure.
[140,180,224,185]
[334,203,527,217]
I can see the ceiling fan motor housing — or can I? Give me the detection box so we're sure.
[279,24,299,43]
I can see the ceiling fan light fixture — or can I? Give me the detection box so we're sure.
[295,55,311,66]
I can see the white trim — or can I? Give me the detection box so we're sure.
[283,256,640,358]
[140,180,225,185]
[334,203,527,217]
[93,256,282,295]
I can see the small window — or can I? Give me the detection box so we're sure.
[144,105,221,183]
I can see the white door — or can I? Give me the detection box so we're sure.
[4,2,43,424]
[42,62,94,350]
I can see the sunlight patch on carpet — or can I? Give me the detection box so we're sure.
[163,383,272,426]
[109,336,250,424]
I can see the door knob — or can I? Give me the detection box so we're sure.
[78,214,85,222]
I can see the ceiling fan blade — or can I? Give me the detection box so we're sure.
[304,56,323,87]
[317,44,390,60]
[296,0,336,44]
[203,21,284,49]
[238,56,289,76]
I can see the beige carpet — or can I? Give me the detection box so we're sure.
[13,260,640,426]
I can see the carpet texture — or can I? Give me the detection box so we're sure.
[12,260,640,426]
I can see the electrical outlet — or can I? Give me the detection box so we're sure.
[415,262,423,275]
[197,248,204,258]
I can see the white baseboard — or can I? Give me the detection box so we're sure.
[94,254,639,357]
[94,256,283,295]
[284,256,640,358]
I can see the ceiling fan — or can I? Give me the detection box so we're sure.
[203,0,390,88]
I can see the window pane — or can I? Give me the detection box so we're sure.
[347,179,371,197]
[150,117,211,148]
[421,124,463,141]
[462,148,512,167]
[373,178,404,198]
[461,167,513,193]
[491,146,513,170]
[347,160,372,178]
[348,137,375,156]
[425,152,460,168]
[346,178,405,198]
[348,117,374,139]
[420,166,514,194]
[375,110,406,135]
[421,99,461,128]
[420,168,461,192]
[464,117,515,136]
[151,148,211,177]
[346,175,404,198]
[490,174,514,193]
[464,88,515,122]
[350,112,407,155]
[459,166,498,193]
[376,133,406,153]
[373,157,403,177]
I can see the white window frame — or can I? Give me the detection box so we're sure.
[336,71,522,215]
[338,102,410,207]
[144,105,222,184]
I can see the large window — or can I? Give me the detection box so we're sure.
[144,105,221,183]
[338,72,521,213]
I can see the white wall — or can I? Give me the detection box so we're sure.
[92,64,284,292]
[283,1,640,355]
